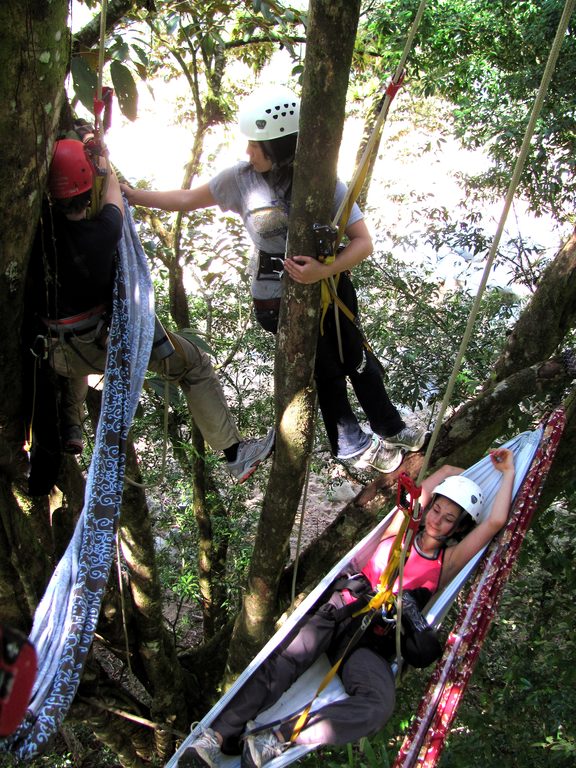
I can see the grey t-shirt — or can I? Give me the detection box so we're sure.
[209,161,364,300]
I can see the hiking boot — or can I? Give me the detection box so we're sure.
[62,425,84,455]
[382,425,426,452]
[368,441,404,474]
[241,722,288,768]
[178,728,222,767]
[227,428,275,483]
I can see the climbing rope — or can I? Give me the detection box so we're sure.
[320,0,428,363]
[290,0,428,622]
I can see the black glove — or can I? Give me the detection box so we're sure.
[332,572,372,597]
[318,591,375,623]
[400,589,431,634]
[399,590,442,668]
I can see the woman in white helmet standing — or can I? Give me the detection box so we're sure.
[177,447,515,768]
[122,86,426,472]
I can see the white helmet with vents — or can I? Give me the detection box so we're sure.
[239,87,300,141]
[432,475,485,523]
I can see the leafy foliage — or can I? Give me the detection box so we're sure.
[358,0,576,220]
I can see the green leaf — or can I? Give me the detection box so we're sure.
[110,60,138,121]
[70,55,98,115]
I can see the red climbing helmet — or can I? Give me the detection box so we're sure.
[48,139,95,199]
[0,624,37,737]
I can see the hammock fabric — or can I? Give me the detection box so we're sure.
[393,407,565,768]
[1,200,154,760]
[165,423,548,768]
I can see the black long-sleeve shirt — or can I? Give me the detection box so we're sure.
[30,201,123,319]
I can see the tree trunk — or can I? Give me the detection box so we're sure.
[225,0,363,678]
[0,0,68,477]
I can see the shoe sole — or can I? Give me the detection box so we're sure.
[235,431,276,483]
[237,461,260,484]
[369,449,405,474]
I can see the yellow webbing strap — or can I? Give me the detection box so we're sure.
[317,0,429,356]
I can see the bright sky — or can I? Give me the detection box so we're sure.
[69,2,567,296]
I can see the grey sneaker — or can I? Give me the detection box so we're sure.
[178,727,221,767]
[381,425,426,452]
[368,440,404,474]
[353,435,381,469]
[227,428,275,483]
[241,722,288,768]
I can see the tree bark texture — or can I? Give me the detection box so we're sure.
[0,0,69,476]
[225,0,362,678]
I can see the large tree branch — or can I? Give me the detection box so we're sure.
[279,353,575,602]
[491,227,576,382]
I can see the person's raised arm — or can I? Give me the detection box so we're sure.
[440,448,515,588]
[120,182,217,213]
[103,167,124,215]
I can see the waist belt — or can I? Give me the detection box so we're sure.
[252,298,281,311]
[257,250,285,278]
[42,304,108,337]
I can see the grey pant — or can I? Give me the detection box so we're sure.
[48,327,241,451]
[213,595,396,753]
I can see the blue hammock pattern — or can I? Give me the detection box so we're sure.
[2,201,154,760]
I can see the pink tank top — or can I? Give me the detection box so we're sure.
[342,536,444,604]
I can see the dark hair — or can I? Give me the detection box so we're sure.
[261,133,298,168]
[52,189,92,214]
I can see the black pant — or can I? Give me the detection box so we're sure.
[314,273,403,459]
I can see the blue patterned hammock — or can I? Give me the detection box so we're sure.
[2,201,155,760]
[166,425,546,768]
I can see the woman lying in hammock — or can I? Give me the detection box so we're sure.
[180,448,515,768]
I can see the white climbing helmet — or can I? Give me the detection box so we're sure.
[432,475,485,523]
[238,86,300,141]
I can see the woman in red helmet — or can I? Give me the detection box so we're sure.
[26,137,274,482]
[122,87,426,473]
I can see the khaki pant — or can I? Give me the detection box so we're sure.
[48,327,241,451]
